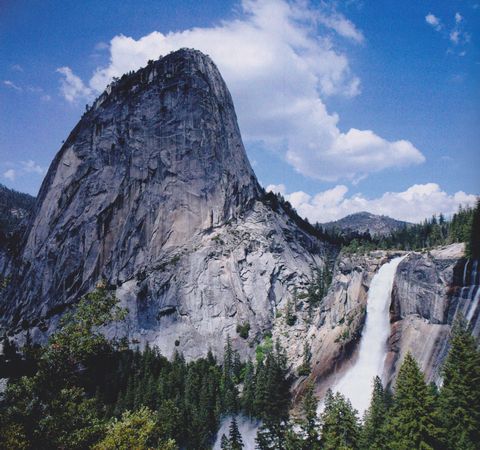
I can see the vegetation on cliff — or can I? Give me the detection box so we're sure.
[1,287,479,449]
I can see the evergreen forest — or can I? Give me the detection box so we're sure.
[1,285,479,449]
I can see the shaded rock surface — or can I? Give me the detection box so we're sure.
[0,49,334,360]
[278,251,403,402]
[289,244,468,404]
[386,243,478,385]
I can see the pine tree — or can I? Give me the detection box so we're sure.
[228,416,244,450]
[221,433,230,450]
[438,317,480,449]
[221,336,239,413]
[241,361,256,417]
[320,389,360,450]
[285,296,297,326]
[360,376,388,450]
[297,342,312,377]
[255,420,287,450]
[298,381,320,449]
[383,353,437,449]
[466,199,480,258]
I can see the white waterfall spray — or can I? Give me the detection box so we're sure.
[456,258,480,336]
[212,415,260,450]
[329,255,406,416]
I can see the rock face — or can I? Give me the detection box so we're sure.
[0,49,333,359]
[386,243,478,384]
[287,244,470,402]
[276,251,402,402]
[322,211,409,237]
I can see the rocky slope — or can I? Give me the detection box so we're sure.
[386,243,478,384]
[0,49,334,359]
[322,211,409,237]
[284,243,473,402]
[280,251,403,401]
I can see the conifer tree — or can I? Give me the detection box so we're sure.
[298,381,320,449]
[228,416,244,450]
[298,342,312,376]
[467,198,480,258]
[255,420,287,450]
[360,376,388,449]
[221,336,239,413]
[320,389,360,450]
[221,433,230,450]
[383,353,437,449]
[241,361,256,417]
[438,317,480,449]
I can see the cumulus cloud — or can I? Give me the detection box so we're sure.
[3,169,16,181]
[266,183,478,223]
[21,160,47,175]
[56,67,93,102]
[1,161,46,184]
[316,10,364,43]
[426,13,442,31]
[59,0,424,182]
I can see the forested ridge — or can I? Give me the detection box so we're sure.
[0,184,35,236]
[1,285,479,449]
[329,201,479,258]
[264,190,479,258]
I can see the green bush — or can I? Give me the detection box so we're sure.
[236,322,250,339]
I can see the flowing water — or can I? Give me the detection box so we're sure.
[455,258,480,336]
[212,415,260,449]
[328,255,406,416]
[212,255,480,445]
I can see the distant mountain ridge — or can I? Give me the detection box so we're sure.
[322,211,410,237]
[0,184,35,235]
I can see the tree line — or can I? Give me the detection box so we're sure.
[224,317,480,450]
[336,200,479,258]
[263,190,479,259]
[1,285,479,449]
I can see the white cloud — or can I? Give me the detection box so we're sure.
[316,11,364,43]
[450,30,460,44]
[1,160,47,184]
[3,169,16,181]
[59,0,424,182]
[267,183,478,223]
[21,160,47,175]
[426,11,470,51]
[3,80,22,91]
[94,41,109,51]
[11,64,24,72]
[56,67,93,102]
[426,13,442,31]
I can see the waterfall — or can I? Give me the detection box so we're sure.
[212,415,260,449]
[328,255,406,416]
[455,258,480,337]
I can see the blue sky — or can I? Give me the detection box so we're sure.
[1,0,478,222]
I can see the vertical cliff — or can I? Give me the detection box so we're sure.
[0,49,333,359]
[386,243,478,384]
